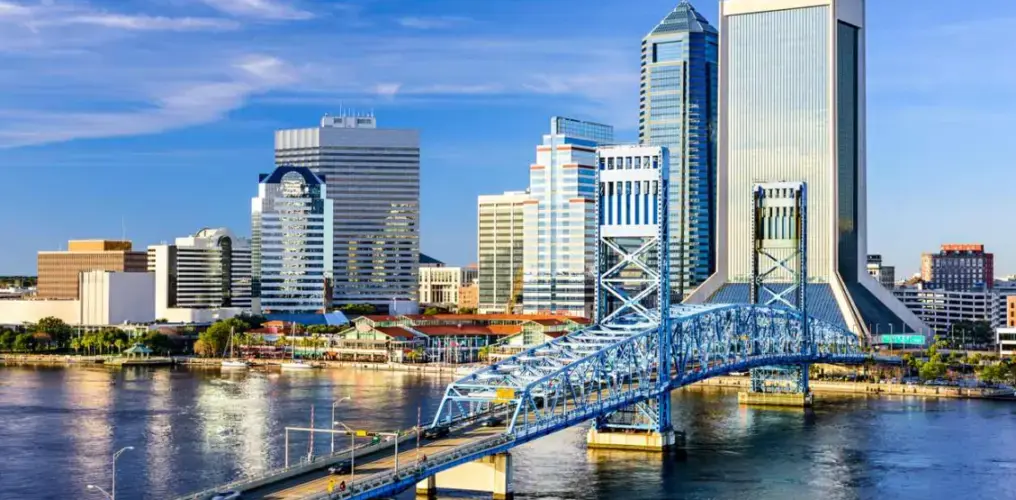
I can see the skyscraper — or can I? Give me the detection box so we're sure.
[477,190,529,314]
[640,1,718,301]
[275,114,420,313]
[686,0,927,336]
[252,166,334,315]
[148,228,253,322]
[523,117,614,318]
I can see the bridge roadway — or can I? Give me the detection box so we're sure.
[246,425,504,500]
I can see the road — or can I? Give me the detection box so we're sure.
[247,426,505,500]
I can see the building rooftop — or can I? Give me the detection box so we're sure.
[648,0,717,36]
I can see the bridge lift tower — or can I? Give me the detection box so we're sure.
[742,181,813,406]
[587,145,679,451]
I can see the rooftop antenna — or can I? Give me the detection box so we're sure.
[121,216,126,242]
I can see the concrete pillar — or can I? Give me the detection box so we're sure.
[586,427,683,452]
[419,453,513,500]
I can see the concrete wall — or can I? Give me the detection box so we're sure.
[0,299,80,325]
[160,307,246,324]
[80,271,155,325]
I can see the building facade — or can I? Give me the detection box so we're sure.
[523,117,614,318]
[920,244,993,291]
[252,166,334,314]
[866,254,895,289]
[275,114,420,311]
[37,240,147,300]
[686,0,927,337]
[79,270,155,325]
[419,266,477,307]
[478,190,530,314]
[893,286,1006,337]
[641,0,718,300]
[997,328,1016,357]
[148,228,253,322]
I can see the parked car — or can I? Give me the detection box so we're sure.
[480,415,505,427]
[423,425,451,439]
[211,491,241,500]
[328,461,352,475]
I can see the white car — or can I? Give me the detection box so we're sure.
[211,491,241,500]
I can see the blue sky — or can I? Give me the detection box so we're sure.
[0,0,1014,277]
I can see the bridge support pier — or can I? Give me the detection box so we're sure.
[739,365,813,407]
[415,452,513,500]
[586,426,682,452]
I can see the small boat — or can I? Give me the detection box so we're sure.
[221,327,250,370]
[280,360,316,370]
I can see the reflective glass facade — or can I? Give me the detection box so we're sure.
[275,117,420,310]
[726,5,831,281]
[837,21,860,284]
[523,118,613,317]
[640,2,718,300]
[477,191,529,313]
[252,167,334,314]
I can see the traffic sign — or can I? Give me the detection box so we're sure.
[495,388,515,403]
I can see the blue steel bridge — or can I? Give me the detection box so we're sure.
[211,148,900,500]
[298,302,888,500]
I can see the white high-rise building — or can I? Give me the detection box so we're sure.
[252,166,334,315]
[523,117,614,318]
[686,0,926,336]
[148,228,253,323]
[275,114,420,313]
[478,190,530,314]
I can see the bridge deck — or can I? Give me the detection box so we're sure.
[248,427,503,500]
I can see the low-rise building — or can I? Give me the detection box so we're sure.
[997,327,1016,357]
[893,285,1010,337]
[0,270,155,326]
[336,314,589,363]
[419,266,479,309]
[37,240,147,299]
[920,244,993,291]
[458,282,479,312]
[866,254,895,289]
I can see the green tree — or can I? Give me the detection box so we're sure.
[919,360,947,381]
[0,329,15,351]
[70,336,82,354]
[13,333,36,352]
[458,307,477,314]
[193,339,216,357]
[197,319,245,357]
[142,332,173,355]
[423,307,441,315]
[36,316,73,348]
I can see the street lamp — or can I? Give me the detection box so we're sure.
[331,396,351,454]
[86,485,111,500]
[111,446,134,500]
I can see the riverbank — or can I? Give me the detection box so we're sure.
[689,375,1015,400]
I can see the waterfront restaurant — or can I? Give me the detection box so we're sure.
[338,314,588,363]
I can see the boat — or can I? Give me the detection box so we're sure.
[221,327,251,369]
[280,328,318,370]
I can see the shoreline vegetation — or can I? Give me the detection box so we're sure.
[3,353,1013,400]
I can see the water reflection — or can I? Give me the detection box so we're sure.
[2,366,1016,500]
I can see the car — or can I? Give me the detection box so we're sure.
[480,415,505,427]
[328,461,351,475]
[423,425,451,439]
[211,491,241,500]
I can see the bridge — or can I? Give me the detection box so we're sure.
[186,147,902,500]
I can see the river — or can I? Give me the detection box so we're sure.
[1,365,1014,500]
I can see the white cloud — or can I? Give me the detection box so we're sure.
[0,55,295,147]
[375,82,401,99]
[397,16,470,30]
[55,14,239,31]
[200,0,313,20]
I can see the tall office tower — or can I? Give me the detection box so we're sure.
[275,114,420,312]
[920,244,993,291]
[37,240,147,299]
[523,117,614,318]
[640,1,718,301]
[147,228,253,321]
[685,0,928,336]
[477,190,530,314]
[251,166,334,315]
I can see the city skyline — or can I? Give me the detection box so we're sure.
[1,0,1015,278]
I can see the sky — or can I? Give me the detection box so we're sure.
[0,0,1015,277]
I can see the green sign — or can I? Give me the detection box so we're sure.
[878,334,925,346]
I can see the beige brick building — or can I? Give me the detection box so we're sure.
[37,240,147,299]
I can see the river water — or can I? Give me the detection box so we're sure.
[1,365,1015,500]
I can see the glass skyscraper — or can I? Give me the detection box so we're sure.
[640,0,718,301]
[523,117,614,318]
[686,0,928,336]
[275,115,420,313]
[251,166,334,314]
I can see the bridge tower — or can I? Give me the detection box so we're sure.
[742,182,813,406]
[587,144,678,451]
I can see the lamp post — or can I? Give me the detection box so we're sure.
[331,396,351,454]
[87,485,112,500]
[111,446,134,500]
